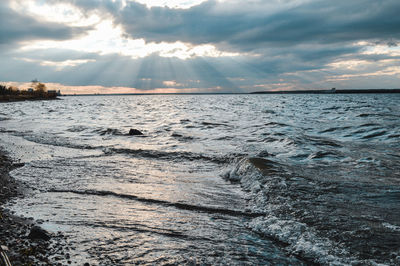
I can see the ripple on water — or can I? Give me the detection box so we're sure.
[1,94,399,265]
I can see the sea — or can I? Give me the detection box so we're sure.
[0,94,399,265]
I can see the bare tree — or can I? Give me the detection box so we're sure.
[35,83,47,95]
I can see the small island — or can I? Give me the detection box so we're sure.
[0,80,61,102]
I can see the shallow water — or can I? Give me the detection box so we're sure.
[1,94,399,264]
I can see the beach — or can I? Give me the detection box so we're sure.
[0,149,70,265]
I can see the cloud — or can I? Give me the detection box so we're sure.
[39,0,400,60]
[108,0,400,52]
[1,0,400,93]
[162,80,184,87]
[0,1,91,47]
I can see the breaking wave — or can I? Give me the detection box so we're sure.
[223,156,400,265]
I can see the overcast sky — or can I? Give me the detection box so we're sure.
[1,0,400,93]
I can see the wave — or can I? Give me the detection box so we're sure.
[264,122,289,127]
[88,221,214,243]
[66,125,90,132]
[2,129,235,164]
[107,147,231,164]
[308,150,339,159]
[361,130,387,139]
[322,106,341,111]
[319,126,351,133]
[223,158,349,264]
[358,112,400,119]
[387,134,400,139]
[69,126,142,137]
[358,113,374,117]
[222,157,400,265]
[48,189,264,218]
[0,128,17,134]
[171,132,194,141]
[359,123,379,128]
[21,134,99,150]
[262,109,276,114]
[95,128,125,136]
[200,121,232,128]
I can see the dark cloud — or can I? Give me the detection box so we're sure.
[56,0,400,69]
[107,0,400,52]
[40,1,400,68]
[0,1,91,47]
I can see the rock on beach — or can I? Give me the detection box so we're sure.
[28,226,51,241]
[128,128,144,135]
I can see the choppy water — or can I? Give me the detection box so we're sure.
[1,94,400,265]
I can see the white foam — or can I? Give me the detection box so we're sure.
[225,158,362,265]
[248,216,356,265]
[382,222,400,232]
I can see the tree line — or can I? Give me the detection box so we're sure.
[0,80,59,100]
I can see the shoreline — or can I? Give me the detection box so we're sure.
[0,149,69,265]
[0,96,60,103]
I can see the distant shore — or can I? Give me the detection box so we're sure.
[0,95,59,103]
[251,88,400,94]
[1,82,60,102]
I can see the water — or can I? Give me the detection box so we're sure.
[1,94,399,265]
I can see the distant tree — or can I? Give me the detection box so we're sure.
[0,84,6,95]
[35,82,47,96]
[31,79,47,96]
[9,86,15,94]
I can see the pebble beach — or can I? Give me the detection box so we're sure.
[0,149,70,265]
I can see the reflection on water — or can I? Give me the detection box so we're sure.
[1,94,399,264]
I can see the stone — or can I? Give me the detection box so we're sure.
[128,129,143,136]
[28,226,51,241]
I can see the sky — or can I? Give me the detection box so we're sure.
[1,0,400,94]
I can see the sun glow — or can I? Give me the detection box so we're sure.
[132,0,208,8]
[9,0,241,61]
[9,0,101,27]
[20,19,241,60]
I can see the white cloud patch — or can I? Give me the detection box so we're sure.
[162,80,184,87]
[9,0,100,27]
[19,18,242,60]
[133,0,207,9]
[17,57,95,71]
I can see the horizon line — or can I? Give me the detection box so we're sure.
[61,88,400,96]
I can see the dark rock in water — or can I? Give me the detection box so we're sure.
[128,129,143,136]
[257,150,273,157]
[28,226,51,241]
[11,162,25,169]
